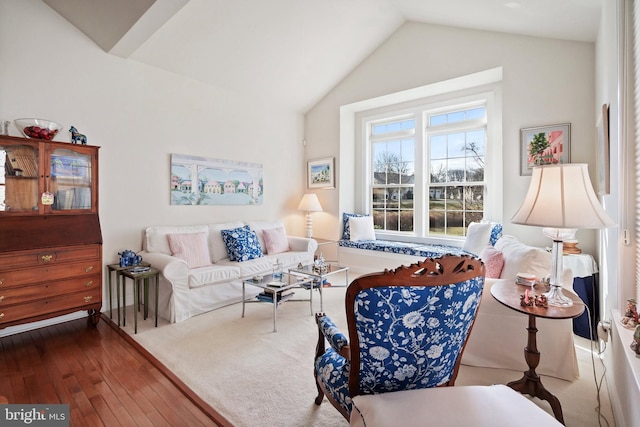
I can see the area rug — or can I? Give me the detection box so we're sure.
[121,272,615,427]
[122,282,351,426]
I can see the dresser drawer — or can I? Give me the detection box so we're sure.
[0,260,101,289]
[0,274,100,306]
[0,244,101,270]
[0,287,101,326]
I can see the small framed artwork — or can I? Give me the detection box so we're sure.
[520,123,571,176]
[307,157,335,189]
[596,104,610,195]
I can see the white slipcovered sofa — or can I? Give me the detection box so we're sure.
[337,215,578,380]
[139,220,317,323]
[462,234,578,381]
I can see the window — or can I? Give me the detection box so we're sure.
[361,93,494,242]
[370,117,415,232]
[427,104,486,237]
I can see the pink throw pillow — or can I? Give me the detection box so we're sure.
[262,227,290,255]
[480,244,504,279]
[167,232,212,268]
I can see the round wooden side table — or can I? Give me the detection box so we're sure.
[491,281,585,425]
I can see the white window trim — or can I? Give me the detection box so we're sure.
[342,69,503,246]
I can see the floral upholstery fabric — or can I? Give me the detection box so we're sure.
[489,223,503,246]
[315,276,484,416]
[338,239,472,258]
[317,315,349,353]
[220,225,263,262]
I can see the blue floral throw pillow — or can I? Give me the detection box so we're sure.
[220,225,263,262]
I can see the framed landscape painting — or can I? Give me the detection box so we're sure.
[307,157,335,189]
[520,123,571,176]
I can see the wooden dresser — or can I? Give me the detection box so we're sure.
[0,136,102,329]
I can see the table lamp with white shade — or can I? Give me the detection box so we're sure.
[298,193,323,238]
[511,164,615,307]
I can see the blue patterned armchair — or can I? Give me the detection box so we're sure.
[313,255,486,419]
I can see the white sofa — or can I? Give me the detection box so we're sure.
[462,234,578,381]
[339,229,578,381]
[139,220,318,323]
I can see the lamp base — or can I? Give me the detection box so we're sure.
[545,285,574,307]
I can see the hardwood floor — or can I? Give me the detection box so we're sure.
[0,314,231,426]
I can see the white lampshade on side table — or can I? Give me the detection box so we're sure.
[298,194,323,238]
[511,164,615,307]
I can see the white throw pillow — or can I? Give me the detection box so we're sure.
[462,222,492,255]
[208,221,245,262]
[495,235,551,281]
[349,216,376,241]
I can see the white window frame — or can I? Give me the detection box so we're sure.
[354,86,502,246]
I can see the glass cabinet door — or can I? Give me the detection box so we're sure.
[49,147,93,211]
[0,143,39,212]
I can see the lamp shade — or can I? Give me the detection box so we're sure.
[298,193,323,212]
[511,164,615,229]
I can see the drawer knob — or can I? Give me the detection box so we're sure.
[85,266,94,273]
[0,279,3,286]
[41,254,54,263]
[0,313,4,320]
[85,281,93,288]
[84,296,93,303]
[0,296,4,303]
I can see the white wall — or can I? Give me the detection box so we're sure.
[305,21,597,255]
[597,0,640,425]
[0,1,307,334]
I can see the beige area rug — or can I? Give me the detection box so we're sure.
[121,272,615,427]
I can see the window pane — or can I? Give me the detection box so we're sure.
[385,211,399,231]
[430,135,447,159]
[373,209,385,229]
[464,185,484,211]
[466,107,485,120]
[372,188,387,208]
[401,139,415,162]
[467,159,484,182]
[447,133,465,158]
[429,186,445,207]
[447,158,465,182]
[446,211,464,236]
[429,211,445,235]
[430,160,447,183]
[466,130,485,156]
[445,186,464,210]
[399,210,414,231]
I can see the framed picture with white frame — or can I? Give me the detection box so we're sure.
[307,157,335,189]
[520,123,571,176]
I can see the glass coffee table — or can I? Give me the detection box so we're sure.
[288,263,349,312]
[242,273,314,332]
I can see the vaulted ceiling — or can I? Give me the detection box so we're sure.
[43,0,602,112]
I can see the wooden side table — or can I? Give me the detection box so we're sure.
[491,281,585,425]
[120,267,160,334]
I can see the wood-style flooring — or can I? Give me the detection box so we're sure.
[0,314,231,426]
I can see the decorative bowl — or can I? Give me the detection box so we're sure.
[14,118,62,140]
